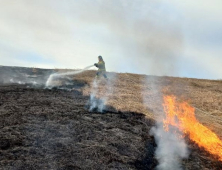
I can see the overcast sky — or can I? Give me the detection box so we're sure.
[0,0,221,79]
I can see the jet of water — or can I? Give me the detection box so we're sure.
[45,65,94,87]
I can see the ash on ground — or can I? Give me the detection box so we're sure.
[0,66,222,170]
[0,84,156,170]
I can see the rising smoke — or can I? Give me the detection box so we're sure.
[1,1,188,168]
[0,1,184,76]
[68,0,184,76]
[0,66,51,86]
[1,1,221,79]
[88,73,117,113]
[144,77,189,169]
[150,123,189,170]
[88,79,104,112]
[131,1,188,168]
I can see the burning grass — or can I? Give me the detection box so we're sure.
[163,95,222,161]
[0,66,222,169]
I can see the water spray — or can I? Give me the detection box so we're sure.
[45,65,94,87]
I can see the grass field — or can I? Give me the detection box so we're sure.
[0,66,221,169]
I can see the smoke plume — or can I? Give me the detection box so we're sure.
[144,77,189,169]
[88,79,104,112]
[88,73,117,112]
[0,0,185,77]
[150,123,189,170]
[137,1,188,168]
[67,0,184,76]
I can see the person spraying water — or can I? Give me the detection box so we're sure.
[94,55,107,79]
[45,55,108,87]
[87,56,110,112]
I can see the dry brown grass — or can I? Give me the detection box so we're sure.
[72,71,222,138]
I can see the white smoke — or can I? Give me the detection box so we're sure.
[45,65,94,87]
[150,123,189,170]
[144,77,189,169]
[9,78,25,84]
[88,73,117,112]
[88,79,104,112]
[0,67,46,86]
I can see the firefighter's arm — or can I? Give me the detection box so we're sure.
[94,63,98,67]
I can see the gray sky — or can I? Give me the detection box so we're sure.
[0,0,221,79]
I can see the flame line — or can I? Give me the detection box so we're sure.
[163,95,222,161]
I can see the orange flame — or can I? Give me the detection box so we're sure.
[163,95,222,161]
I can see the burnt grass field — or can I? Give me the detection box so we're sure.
[0,66,222,170]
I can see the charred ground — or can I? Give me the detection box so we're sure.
[0,66,222,170]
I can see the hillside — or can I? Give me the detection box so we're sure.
[0,66,221,170]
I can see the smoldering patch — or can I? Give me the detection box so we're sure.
[85,96,106,113]
[45,77,89,91]
[0,66,52,85]
[87,73,117,113]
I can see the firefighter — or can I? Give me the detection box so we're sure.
[94,55,107,79]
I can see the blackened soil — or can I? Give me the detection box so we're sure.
[0,83,156,170]
[1,66,222,170]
